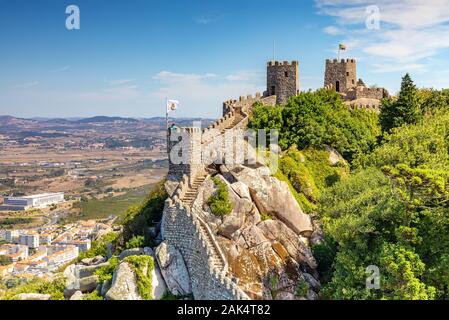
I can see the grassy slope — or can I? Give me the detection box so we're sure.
[72,185,154,221]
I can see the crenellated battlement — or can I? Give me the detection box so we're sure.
[326,58,356,64]
[267,60,299,67]
[162,174,249,300]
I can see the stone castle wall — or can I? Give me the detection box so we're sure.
[163,90,275,300]
[162,177,249,300]
[222,92,277,115]
[168,127,204,181]
[346,86,388,101]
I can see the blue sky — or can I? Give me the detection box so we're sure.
[1,0,449,119]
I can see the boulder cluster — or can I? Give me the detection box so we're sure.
[191,163,322,300]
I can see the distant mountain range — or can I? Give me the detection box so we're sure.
[0,115,214,126]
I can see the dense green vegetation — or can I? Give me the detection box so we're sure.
[0,276,65,300]
[78,232,119,260]
[95,256,120,283]
[275,147,349,213]
[121,179,167,245]
[249,89,379,162]
[73,186,154,222]
[379,73,422,133]
[124,255,154,300]
[0,255,13,266]
[251,75,449,300]
[207,177,233,217]
[0,217,34,228]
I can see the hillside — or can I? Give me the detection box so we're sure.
[2,75,448,301]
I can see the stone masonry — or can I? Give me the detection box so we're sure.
[324,58,357,94]
[267,60,300,105]
[324,58,389,111]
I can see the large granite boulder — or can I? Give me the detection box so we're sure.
[15,293,51,300]
[78,276,100,294]
[105,262,142,300]
[81,255,106,266]
[217,237,263,300]
[152,261,168,300]
[258,220,317,271]
[235,225,269,249]
[63,264,102,298]
[78,262,110,278]
[262,258,303,300]
[325,145,345,165]
[69,291,84,300]
[229,164,313,236]
[155,242,191,296]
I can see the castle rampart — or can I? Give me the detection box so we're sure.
[162,175,249,300]
[324,58,389,111]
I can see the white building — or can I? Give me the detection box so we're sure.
[0,244,29,261]
[5,230,19,243]
[66,239,91,252]
[0,192,64,211]
[45,245,79,269]
[39,233,53,245]
[19,233,40,249]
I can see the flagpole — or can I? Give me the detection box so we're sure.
[166,97,169,154]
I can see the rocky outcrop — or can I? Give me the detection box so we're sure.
[69,291,84,300]
[325,145,345,165]
[226,164,313,236]
[155,242,191,296]
[15,293,51,300]
[64,264,100,298]
[257,220,317,271]
[81,255,106,266]
[105,262,142,300]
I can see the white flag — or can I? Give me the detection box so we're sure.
[166,99,179,113]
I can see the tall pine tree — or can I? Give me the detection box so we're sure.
[380,73,422,133]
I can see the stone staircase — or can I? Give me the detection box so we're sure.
[164,102,254,300]
[180,174,208,208]
[196,216,226,270]
[220,109,244,135]
[179,173,227,271]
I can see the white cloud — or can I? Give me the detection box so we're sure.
[225,70,261,82]
[153,70,264,118]
[316,0,449,72]
[154,71,216,82]
[323,26,342,35]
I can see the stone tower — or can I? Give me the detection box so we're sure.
[267,60,300,105]
[324,59,357,94]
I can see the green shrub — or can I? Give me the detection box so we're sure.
[125,235,145,250]
[260,212,272,221]
[95,256,119,283]
[83,291,104,300]
[0,255,13,266]
[124,255,154,300]
[122,179,167,244]
[78,232,119,260]
[249,89,379,162]
[207,177,233,217]
[3,276,65,300]
[296,279,309,298]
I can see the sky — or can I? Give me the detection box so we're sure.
[1,0,449,119]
